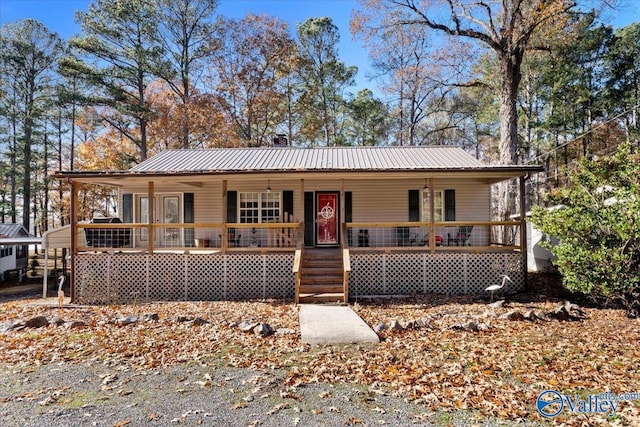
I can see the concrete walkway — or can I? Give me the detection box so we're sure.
[299,304,380,346]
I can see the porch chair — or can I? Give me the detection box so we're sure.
[396,226,418,246]
[220,228,241,247]
[419,233,444,246]
[448,225,474,246]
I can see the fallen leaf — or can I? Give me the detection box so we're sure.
[231,402,248,410]
[267,402,289,415]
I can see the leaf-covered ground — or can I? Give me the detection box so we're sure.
[0,292,639,426]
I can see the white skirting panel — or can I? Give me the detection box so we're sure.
[74,253,295,304]
[349,252,525,298]
[74,251,524,304]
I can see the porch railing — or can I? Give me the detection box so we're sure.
[344,221,522,251]
[293,245,303,304]
[75,222,301,253]
[342,248,350,301]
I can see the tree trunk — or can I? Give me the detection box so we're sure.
[10,114,17,225]
[70,77,77,171]
[43,126,49,237]
[322,89,331,146]
[497,49,523,243]
[22,87,34,230]
[140,118,148,161]
[498,51,521,167]
[181,69,190,148]
[181,101,189,149]
[10,83,18,224]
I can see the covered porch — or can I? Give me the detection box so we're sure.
[56,146,540,304]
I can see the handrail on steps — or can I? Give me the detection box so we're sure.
[342,248,350,303]
[293,244,303,305]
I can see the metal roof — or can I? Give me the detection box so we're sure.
[0,224,30,239]
[130,146,485,173]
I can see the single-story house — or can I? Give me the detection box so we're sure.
[55,146,542,304]
[0,224,31,281]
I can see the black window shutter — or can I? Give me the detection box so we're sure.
[408,189,420,222]
[445,189,456,221]
[227,190,237,223]
[283,190,294,220]
[345,192,353,246]
[304,192,314,246]
[122,194,133,223]
[184,193,194,223]
[183,193,195,246]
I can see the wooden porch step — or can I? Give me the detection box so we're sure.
[299,284,344,294]
[298,292,346,304]
[302,252,341,262]
[300,277,342,287]
[301,264,342,272]
[298,248,346,304]
[301,269,343,282]
[303,248,341,256]
[302,259,342,267]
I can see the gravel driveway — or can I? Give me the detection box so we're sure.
[1,361,462,427]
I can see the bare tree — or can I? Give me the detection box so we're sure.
[208,13,298,147]
[356,0,583,222]
[153,0,218,148]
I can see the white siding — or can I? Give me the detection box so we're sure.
[345,177,490,223]
[119,176,491,226]
[119,182,223,223]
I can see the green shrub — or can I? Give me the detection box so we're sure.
[531,143,640,314]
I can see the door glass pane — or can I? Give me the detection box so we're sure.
[163,196,180,244]
[422,190,443,222]
[261,192,280,223]
[434,191,443,222]
[316,193,338,245]
[139,197,149,241]
[240,192,259,223]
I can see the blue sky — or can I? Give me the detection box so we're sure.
[0,0,374,91]
[1,0,638,95]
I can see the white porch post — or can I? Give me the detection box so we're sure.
[69,180,78,302]
[340,178,345,248]
[222,179,228,253]
[520,175,528,289]
[299,179,304,245]
[428,177,435,253]
[42,249,48,298]
[147,181,155,254]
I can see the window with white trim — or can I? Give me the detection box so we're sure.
[422,189,443,222]
[239,192,280,223]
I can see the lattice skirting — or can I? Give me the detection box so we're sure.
[74,253,294,304]
[349,252,525,297]
[74,252,524,304]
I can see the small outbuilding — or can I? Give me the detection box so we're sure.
[0,224,32,282]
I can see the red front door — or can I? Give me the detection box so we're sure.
[316,192,339,246]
